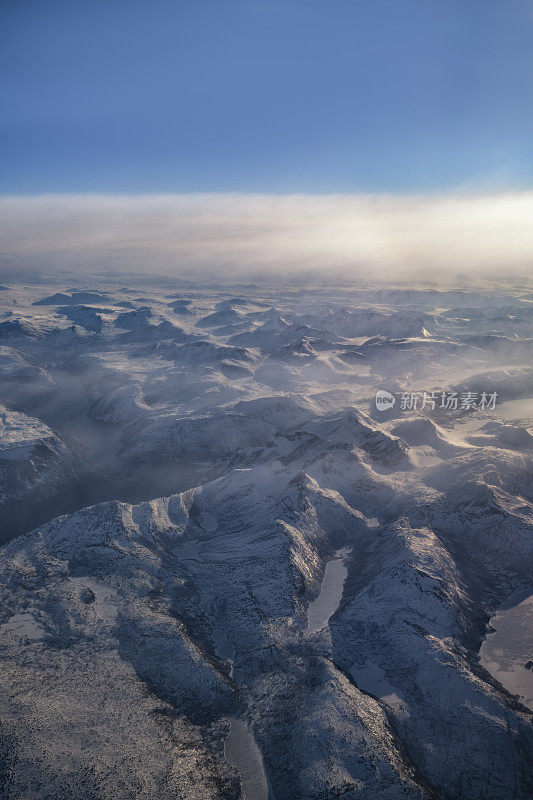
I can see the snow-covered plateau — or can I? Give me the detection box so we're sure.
[0,278,532,799]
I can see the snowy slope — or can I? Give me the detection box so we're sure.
[0,278,532,799]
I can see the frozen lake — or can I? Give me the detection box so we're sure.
[0,612,44,641]
[224,718,270,800]
[480,592,533,711]
[496,398,532,422]
[305,548,350,635]
[350,661,405,708]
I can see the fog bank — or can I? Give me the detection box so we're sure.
[1,192,533,281]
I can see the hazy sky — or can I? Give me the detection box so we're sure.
[2,192,533,280]
[2,0,533,194]
[1,2,533,281]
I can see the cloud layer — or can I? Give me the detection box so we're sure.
[1,192,532,282]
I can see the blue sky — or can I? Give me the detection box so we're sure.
[2,0,533,195]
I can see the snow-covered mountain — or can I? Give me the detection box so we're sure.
[0,405,80,544]
[0,279,532,799]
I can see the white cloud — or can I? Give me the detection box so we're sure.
[1,192,532,281]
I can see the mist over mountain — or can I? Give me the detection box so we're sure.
[2,0,533,794]
[2,192,533,282]
[0,276,531,799]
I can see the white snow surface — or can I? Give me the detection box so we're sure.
[0,278,532,800]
